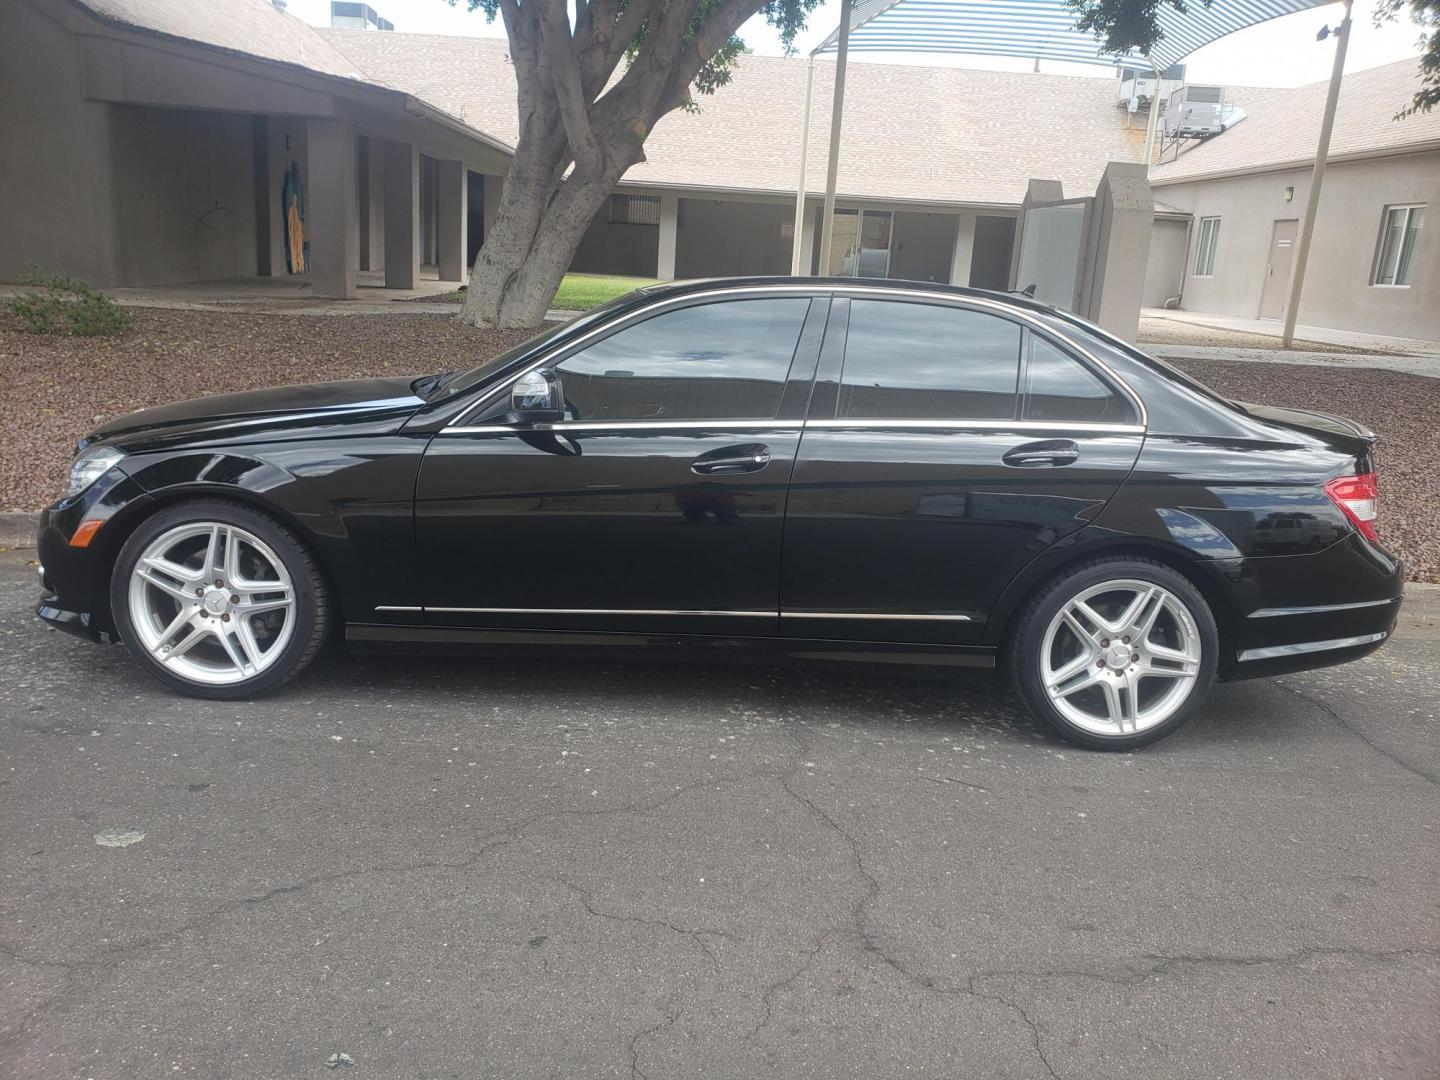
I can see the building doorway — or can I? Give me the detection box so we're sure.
[1258,218,1299,320]
[825,209,893,277]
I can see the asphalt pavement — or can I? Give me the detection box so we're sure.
[1,547,1437,1079]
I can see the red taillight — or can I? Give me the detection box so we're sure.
[1325,472,1379,542]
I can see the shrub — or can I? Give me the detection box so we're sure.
[6,270,134,336]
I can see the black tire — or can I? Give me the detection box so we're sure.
[1008,556,1218,750]
[110,499,330,699]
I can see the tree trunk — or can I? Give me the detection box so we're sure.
[459,136,631,330]
[453,0,762,329]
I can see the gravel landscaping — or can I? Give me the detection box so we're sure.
[2,308,1434,581]
[1136,317,1387,355]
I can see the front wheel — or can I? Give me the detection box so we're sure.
[111,500,329,699]
[1009,557,1218,750]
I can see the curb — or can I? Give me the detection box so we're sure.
[0,512,38,549]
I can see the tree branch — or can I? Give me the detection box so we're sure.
[535,0,605,173]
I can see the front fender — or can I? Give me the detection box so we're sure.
[114,435,429,623]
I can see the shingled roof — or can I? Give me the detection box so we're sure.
[78,0,366,80]
[1150,57,1438,184]
[318,29,1160,207]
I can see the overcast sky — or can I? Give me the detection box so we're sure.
[289,0,1426,87]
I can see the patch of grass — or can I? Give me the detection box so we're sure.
[6,270,134,336]
[552,272,659,310]
[415,272,660,311]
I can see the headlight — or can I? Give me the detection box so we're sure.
[63,446,125,499]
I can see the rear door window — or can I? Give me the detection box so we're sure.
[837,300,1022,420]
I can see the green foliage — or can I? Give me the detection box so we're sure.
[459,0,822,114]
[1067,0,1439,117]
[1064,0,1208,57]
[6,270,134,337]
[1375,0,1440,114]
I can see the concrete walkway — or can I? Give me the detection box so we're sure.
[1141,308,1440,358]
[0,275,581,322]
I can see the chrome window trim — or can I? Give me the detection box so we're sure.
[449,420,801,434]
[446,418,1142,436]
[1237,631,1387,662]
[446,284,1149,430]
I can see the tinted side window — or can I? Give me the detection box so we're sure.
[554,299,809,421]
[1023,335,1132,423]
[838,300,1021,420]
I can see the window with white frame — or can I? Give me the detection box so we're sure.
[609,193,661,226]
[1193,216,1220,277]
[1371,204,1425,287]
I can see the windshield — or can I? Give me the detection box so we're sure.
[428,292,643,400]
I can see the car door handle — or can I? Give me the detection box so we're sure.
[1002,439,1080,468]
[691,444,771,475]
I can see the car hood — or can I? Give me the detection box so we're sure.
[85,376,428,451]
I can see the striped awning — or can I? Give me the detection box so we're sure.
[813,0,1331,69]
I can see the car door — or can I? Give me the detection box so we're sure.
[413,291,828,637]
[780,295,1145,646]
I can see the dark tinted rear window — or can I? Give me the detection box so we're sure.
[838,300,1021,420]
[1023,335,1134,423]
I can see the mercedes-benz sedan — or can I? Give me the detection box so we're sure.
[35,278,1402,749]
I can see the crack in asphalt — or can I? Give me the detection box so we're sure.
[0,774,753,977]
[1275,679,1439,787]
[741,929,834,1044]
[766,742,1064,1079]
[559,876,732,966]
[627,997,681,1080]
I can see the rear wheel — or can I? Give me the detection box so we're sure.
[111,500,329,698]
[1010,557,1218,750]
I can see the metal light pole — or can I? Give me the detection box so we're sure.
[1281,0,1353,347]
[817,0,853,276]
[790,56,816,275]
[1142,57,1163,167]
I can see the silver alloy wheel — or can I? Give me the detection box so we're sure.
[126,522,297,687]
[1039,578,1202,737]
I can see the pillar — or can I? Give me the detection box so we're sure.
[437,159,467,282]
[949,209,977,287]
[797,203,818,277]
[364,142,384,272]
[307,118,357,299]
[383,140,419,290]
[251,116,273,277]
[656,193,678,280]
[1082,161,1154,343]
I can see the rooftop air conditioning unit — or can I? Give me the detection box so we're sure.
[1117,63,1186,109]
[1163,84,1226,137]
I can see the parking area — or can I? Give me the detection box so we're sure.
[2,546,1438,1079]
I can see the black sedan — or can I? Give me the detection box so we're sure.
[35,278,1402,749]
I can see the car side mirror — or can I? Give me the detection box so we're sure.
[507,368,564,424]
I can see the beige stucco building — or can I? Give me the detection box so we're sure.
[1,0,1434,341]
[1148,60,1438,340]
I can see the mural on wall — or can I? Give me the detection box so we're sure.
[283,161,307,274]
